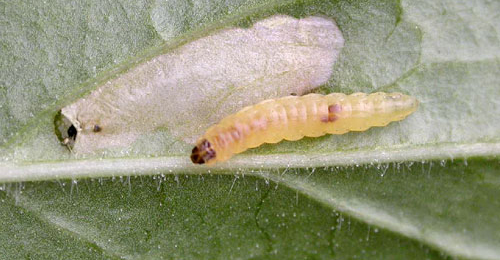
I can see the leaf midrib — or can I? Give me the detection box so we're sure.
[1,142,498,183]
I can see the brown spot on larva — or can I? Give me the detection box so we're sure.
[93,125,102,132]
[191,139,216,164]
[328,114,338,122]
[321,104,341,123]
[321,114,338,122]
[328,104,342,113]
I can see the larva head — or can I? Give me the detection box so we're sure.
[191,139,217,165]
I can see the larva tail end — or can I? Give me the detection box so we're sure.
[190,139,216,165]
[406,95,419,114]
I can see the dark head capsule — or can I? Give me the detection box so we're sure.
[190,139,216,164]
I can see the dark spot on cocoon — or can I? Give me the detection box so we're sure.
[93,125,102,132]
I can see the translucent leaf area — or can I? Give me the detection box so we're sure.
[1,0,499,259]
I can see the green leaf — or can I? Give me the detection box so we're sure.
[0,0,499,259]
[0,163,455,259]
[1,159,498,259]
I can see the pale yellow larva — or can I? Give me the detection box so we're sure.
[190,92,419,164]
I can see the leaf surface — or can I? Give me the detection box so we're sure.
[0,0,499,259]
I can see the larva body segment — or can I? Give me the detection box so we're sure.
[190,92,419,164]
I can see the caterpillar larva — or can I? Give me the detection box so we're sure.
[191,92,419,164]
